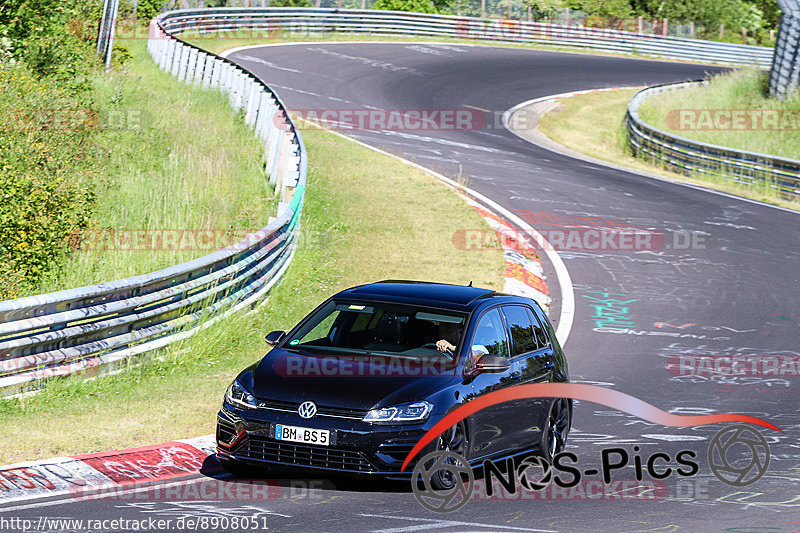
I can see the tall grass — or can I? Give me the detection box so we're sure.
[638,69,800,161]
[24,39,278,296]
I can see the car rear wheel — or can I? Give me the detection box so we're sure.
[430,420,470,490]
[539,398,571,462]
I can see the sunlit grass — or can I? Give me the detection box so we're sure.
[28,39,277,295]
[638,69,800,161]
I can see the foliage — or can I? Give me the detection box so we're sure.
[567,0,632,18]
[373,0,440,13]
[0,63,102,299]
[136,0,167,20]
[270,0,314,6]
[628,0,771,30]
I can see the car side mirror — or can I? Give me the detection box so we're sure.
[473,354,510,374]
[265,330,286,346]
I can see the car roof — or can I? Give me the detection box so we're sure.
[334,280,509,311]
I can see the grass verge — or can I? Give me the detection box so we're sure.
[0,103,504,465]
[26,38,278,297]
[638,69,800,160]
[536,85,800,211]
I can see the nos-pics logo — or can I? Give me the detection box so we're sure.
[411,423,771,513]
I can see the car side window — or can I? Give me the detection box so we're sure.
[470,308,510,361]
[526,307,550,350]
[501,305,539,356]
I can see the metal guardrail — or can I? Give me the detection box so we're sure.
[626,82,800,196]
[158,7,773,67]
[769,0,800,99]
[0,7,780,395]
[0,14,307,396]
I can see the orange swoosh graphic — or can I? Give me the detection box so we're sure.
[400,383,781,472]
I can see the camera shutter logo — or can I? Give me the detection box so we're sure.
[708,424,770,486]
[516,455,553,491]
[298,401,317,419]
[411,450,474,513]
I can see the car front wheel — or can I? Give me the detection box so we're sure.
[430,420,470,490]
[539,398,571,462]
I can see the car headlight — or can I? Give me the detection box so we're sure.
[225,379,257,409]
[362,401,433,424]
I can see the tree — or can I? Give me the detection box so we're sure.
[566,0,632,18]
[270,0,313,6]
[373,0,440,13]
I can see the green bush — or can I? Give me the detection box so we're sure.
[373,0,439,13]
[136,0,167,21]
[0,63,102,299]
[269,0,314,6]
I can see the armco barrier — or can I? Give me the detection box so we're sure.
[154,7,772,67]
[625,82,800,196]
[0,16,307,396]
[0,7,779,396]
[769,0,800,99]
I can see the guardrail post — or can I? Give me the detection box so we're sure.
[161,38,175,71]
[193,52,207,85]
[210,58,222,89]
[254,92,271,141]
[267,113,285,184]
[170,43,183,77]
[179,47,197,83]
[245,79,259,127]
[220,63,232,95]
[201,55,214,88]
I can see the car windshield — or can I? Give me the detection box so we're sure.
[283,300,467,359]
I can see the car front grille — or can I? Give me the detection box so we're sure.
[239,436,376,472]
[255,399,367,420]
[216,418,238,446]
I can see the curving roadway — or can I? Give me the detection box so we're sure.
[7,42,800,532]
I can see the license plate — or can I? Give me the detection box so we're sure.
[274,424,330,446]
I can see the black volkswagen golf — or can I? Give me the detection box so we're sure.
[217,281,571,483]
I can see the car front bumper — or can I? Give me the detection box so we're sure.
[216,401,439,478]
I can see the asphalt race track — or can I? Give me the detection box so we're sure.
[8,43,800,532]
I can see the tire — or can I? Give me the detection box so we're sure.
[430,420,470,491]
[539,398,571,462]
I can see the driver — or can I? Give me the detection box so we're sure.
[435,322,462,353]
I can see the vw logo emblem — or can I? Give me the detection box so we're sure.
[298,401,317,419]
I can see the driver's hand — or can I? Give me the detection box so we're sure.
[436,339,456,353]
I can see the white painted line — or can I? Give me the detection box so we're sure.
[360,513,557,533]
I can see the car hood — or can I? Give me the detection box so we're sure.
[247,348,458,411]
